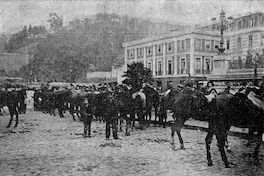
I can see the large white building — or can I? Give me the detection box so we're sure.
[123,12,264,89]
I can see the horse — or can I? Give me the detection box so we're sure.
[0,90,19,128]
[114,85,147,134]
[169,87,209,150]
[142,85,159,122]
[205,88,264,168]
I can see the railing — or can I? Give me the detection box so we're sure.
[180,69,186,74]
[156,71,163,76]
[195,69,211,74]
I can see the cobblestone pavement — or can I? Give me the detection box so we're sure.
[0,110,263,176]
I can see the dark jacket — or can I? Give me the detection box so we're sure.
[80,102,93,122]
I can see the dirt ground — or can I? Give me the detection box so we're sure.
[0,110,264,176]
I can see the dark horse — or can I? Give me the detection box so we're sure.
[0,90,19,128]
[168,86,263,168]
[115,85,147,134]
[205,89,263,168]
[169,87,208,150]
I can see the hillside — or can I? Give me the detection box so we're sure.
[4,12,188,82]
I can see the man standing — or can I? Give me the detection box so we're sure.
[80,98,93,138]
[103,92,119,140]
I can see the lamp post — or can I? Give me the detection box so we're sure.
[212,10,233,54]
[251,50,259,86]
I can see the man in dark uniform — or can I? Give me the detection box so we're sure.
[103,92,119,140]
[80,98,93,138]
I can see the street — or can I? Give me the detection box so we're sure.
[0,110,263,176]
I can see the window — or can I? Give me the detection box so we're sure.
[168,60,172,75]
[196,39,202,50]
[261,34,264,45]
[147,62,152,71]
[146,46,153,56]
[195,58,201,74]
[131,49,135,58]
[156,44,163,54]
[205,40,211,50]
[215,40,220,50]
[250,18,254,27]
[205,58,210,74]
[157,61,162,75]
[167,42,173,52]
[243,18,247,28]
[137,48,143,58]
[237,37,241,49]
[226,39,230,50]
[255,16,258,26]
[181,58,186,74]
[238,21,242,30]
[249,35,253,47]
[181,40,185,50]
[128,49,135,58]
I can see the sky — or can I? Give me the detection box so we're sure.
[0,0,264,34]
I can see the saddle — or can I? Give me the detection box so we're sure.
[132,91,146,108]
[247,91,264,110]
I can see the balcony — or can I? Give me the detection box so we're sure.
[156,71,163,76]
[180,69,187,74]
[195,69,211,74]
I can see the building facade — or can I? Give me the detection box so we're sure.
[124,28,219,89]
[123,12,264,89]
[209,12,264,83]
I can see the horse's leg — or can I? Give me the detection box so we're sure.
[171,124,176,150]
[69,104,76,121]
[148,107,151,121]
[253,120,263,164]
[205,131,214,166]
[130,110,135,128]
[14,109,19,128]
[6,113,13,128]
[125,116,131,136]
[246,126,254,147]
[154,106,158,122]
[176,130,185,149]
[119,113,123,132]
[216,133,230,168]
[225,136,232,153]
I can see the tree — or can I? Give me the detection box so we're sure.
[238,57,243,69]
[244,51,254,69]
[123,62,153,92]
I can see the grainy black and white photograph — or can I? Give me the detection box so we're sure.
[1,0,264,175]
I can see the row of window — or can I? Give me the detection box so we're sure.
[133,42,175,58]
[237,15,260,30]
[127,38,217,59]
[145,57,211,76]
[227,34,255,50]
[195,39,219,51]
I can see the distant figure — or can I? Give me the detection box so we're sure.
[197,81,204,92]
[80,98,93,138]
[223,82,231,94]
[259,76,264,98]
